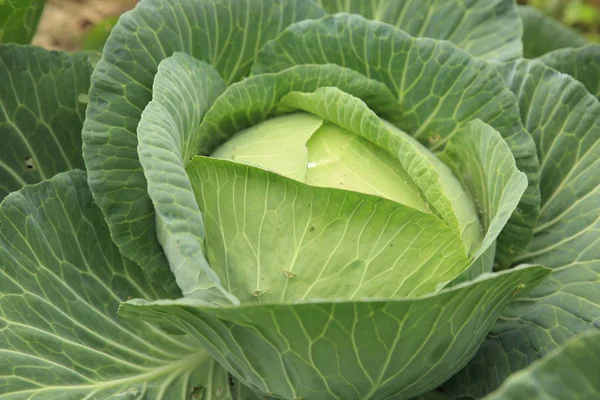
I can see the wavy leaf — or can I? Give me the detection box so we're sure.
[121,266,549,400]
[313,0,523,61]
[136,52,236,304]
[484,330,600,400]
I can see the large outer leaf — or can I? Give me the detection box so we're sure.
[0,44,90,200]
[539,45,600,99]
[188,156,468,302]
[0,170,257,399]
[251,13,540,268]
[0,0,45,44]
[82,0,326,296]
[446,262,600,398]
[121,266,549,400]
[484,330,600,400]
[313,0,522,61]
[136,52,237,304]
[519,5,587,59]
[503,61,599,271]
[444,60,600,397]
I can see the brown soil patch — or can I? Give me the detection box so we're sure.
[32,0,137,51]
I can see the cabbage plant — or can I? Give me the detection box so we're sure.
[0,1,599,399]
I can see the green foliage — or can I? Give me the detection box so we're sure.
[0,43,90,200]
[0,0,599,399]
[0,0,44,44]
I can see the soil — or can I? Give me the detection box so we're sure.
[32,0,137,51]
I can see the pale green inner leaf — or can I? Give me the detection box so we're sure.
[211,113,323,182]
[187,156,469,303]
[305,121,430,213]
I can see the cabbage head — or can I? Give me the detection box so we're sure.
[1,1,599,399]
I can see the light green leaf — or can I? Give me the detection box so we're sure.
[519,5,587,58]
[188,156,469,301]
[443,59,600,398]
[211,112,324,183]
[82,0,325,296]
[539,44,600,98]
[484,330,600,400]
[0,0,45,44]
[120,266,549,400]
[444,262,600,398]
[251,13,540,267]
[313,0,522,61]
[439,120,527,281]
[277,87,482,255]
[0,170,257,399]
[136,52,237,304]
[0,44,90,200]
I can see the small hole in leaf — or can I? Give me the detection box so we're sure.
[428,134,441,145]
[283,270,296,278]
[24,157,35,170]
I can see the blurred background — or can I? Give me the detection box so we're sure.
[519,0,600,41]
[31,0,600,52]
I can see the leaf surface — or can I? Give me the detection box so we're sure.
[439,120,527,281]
[0,170,257,399]
[519,5,587,58]
[313,0,523,61]
[188,156,468,301]
[484,331,600,400]
[121,266,549,400]
[0,44,90,200]
[0,0,45,44]
[539,44,600,99]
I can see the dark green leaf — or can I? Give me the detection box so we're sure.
[519,5,587,58]
[0,44,90,200]
[313,0,523,61]
[0,170,257,399]
[0,0,45,44]
[484,330,600,400]
[539,44,600,99]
